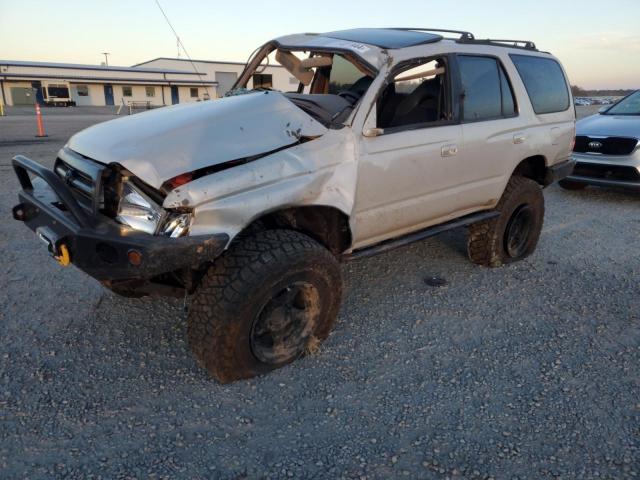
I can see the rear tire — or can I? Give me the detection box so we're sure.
[187,230,342,383]
[467,176,544,267]
[558,179,587,190]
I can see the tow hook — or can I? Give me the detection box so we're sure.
[54,244,71,266]
[35,226,71,266]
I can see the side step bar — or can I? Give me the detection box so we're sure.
[342,210,499,262]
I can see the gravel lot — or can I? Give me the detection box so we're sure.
[0,106,638,479]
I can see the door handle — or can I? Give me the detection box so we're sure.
[441,144,458,157]
[513,133,527,144]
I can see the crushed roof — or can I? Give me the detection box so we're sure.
[321,28,443,49]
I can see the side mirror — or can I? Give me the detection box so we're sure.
[363,127,384,138]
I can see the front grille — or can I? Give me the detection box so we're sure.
[573,162,640,182]
[53,148,106,213]
[574,135,638,156]
[55,161,94,201]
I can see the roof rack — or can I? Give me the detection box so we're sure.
[458,38,538,51]
[391,29,538,51]
[390,28,475,41]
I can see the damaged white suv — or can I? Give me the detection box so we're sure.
[12,28,575,382]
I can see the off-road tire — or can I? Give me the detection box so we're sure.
[467,176,544,267]
[558,179,587,190]
[187,229,342,383]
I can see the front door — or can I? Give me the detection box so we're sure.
[103,85,114,105]
[352,56,466,248]
[171,86,179,105]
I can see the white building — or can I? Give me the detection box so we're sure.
[133,57,298,97]
[0,60,217,107]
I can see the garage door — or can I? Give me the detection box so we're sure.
[215,72,238,97]
[10,87,36,106]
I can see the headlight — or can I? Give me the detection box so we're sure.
[116,181,165,234]
[161,213,192,238]
[116,181,191,237]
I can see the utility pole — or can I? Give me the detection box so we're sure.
[101,52,110,66]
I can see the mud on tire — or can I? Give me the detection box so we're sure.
[187,229,342,383]
[467,175,544,267]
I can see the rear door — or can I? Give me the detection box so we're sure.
[455,54,529,210]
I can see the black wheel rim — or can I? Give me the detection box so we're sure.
[504,204,534,259]
[250,282,320,365]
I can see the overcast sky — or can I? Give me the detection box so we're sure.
[1,0,638,89]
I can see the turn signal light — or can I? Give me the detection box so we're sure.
[127,249,143,266]
[166,173,193,190]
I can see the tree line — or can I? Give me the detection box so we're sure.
[571,85,635,97]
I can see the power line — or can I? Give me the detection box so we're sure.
[153,0,211,97]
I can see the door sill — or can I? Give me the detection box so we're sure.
[342,210,499,262]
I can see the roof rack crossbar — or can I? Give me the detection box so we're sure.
[458,38,537,50]
[390,28,475,41]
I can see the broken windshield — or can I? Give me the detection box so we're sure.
[229,44,377,126]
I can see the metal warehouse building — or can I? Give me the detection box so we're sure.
[133,58,294,97]
[0,58,295,107]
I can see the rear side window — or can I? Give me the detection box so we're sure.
[510,55,570,114]
[458,56,516,122]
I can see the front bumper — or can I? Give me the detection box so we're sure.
[566,153,640,190]
[12,155,229,281]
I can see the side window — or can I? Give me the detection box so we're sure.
[458,56,516,122]
[510,54,570,114]
[377,57,450,129]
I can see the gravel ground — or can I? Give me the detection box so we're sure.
[0,106,638,479]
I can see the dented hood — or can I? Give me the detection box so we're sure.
[67,91,327,189]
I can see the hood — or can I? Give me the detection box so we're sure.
[577,113,640,139]
[67,91,327,189]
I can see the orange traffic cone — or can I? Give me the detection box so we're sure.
[35,103,47,138]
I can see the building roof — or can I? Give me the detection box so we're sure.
[0,72,216,85]
[320,28,443,49]
[132,57,285,69]
[0,59,203,75]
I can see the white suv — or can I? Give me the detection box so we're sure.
[12,28,575,382]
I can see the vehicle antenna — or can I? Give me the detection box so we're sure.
[154,0,210,97]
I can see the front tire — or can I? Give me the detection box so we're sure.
[187,230,342,383]
[467,176,545,267]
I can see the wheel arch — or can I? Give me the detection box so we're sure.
[236,205,353,256]
[512,155,549,186]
